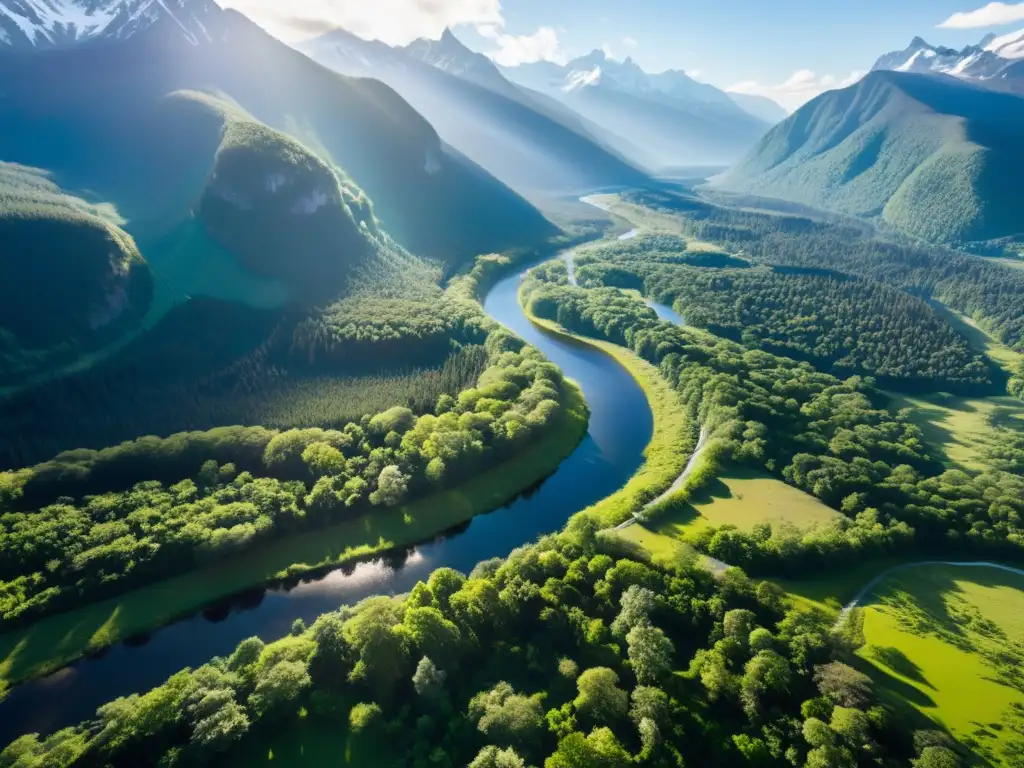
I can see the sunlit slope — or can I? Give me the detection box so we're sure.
[0,8,555,264]
[0,164,152,383]
[300,29,650,195]
[715,70,1024,243]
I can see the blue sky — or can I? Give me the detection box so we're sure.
[225,0,1024,109]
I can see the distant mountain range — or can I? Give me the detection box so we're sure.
[872,28,1024,93]
[500,50,775,168]
[297,28,650,195]
[714,69,1024,244]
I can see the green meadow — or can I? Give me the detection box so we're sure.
[619,469,842,557]
[854,565,1024,767]
[887,391,1024,472]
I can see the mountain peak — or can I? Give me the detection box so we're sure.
[0,0,224,49]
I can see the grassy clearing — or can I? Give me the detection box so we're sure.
[522,307,695,532]
[887,391,1024,472]
[0,385,588,692]
[773,556,925,616]
[981,256,1024,272]
[933,301,1024,377]
[620,469,842,556]
[854,565,1024,766]
[581,194,723,253]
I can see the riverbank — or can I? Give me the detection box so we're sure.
[521,297,695,530]
[0,383,589,693]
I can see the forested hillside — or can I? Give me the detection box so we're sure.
[0,164,152,383]
[0,6,554,267]
[298,28,650,196]
[622,189,1024,355]
[715,70,1024,244]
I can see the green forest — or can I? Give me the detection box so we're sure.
[570,235,993,392]
[0,164,152,383]
[621,189,1024,356]
[3,6,1024,763]
[0,323,575,627]
[0,518,962,768]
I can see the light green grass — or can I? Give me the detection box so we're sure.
[620,469,841,554]
[888,391,1024,472]
[0,384,588,692]
[581,194,724,253]
[855,565,1024,766]
[981,256,1024,272]
[773,556,923,616]
[933,301,1024,377]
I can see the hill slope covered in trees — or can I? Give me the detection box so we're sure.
[714,70,1024,244]
[0,163,152,383]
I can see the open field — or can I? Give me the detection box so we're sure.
[0,385,588,692]
[981,256,1024,272]
[887,391,1024,472]
[853,565,1024,767]
[619,469,842,556]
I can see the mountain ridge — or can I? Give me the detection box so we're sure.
[714,69,1024,243]
[298,27,651,195]
[0,0,222,48]
[500,48,770,168]
[872,28,1024,93]
[0,5,556,263]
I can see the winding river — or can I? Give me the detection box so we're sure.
[0,256,658,743]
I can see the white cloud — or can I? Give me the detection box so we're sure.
[622,36,637,47]
[938,2,1024,28]
[728,69,863,111]
[688,68,703,80]
[478,25,565,66]
[219,0,503,44]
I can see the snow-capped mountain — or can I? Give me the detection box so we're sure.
[516,48,741,111]
[502,49,770,167]
[402,27,513,95]
[872,30,1024,87]
[0,0,222,49]
[983,28,1024,60]
[297,27,648,194]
